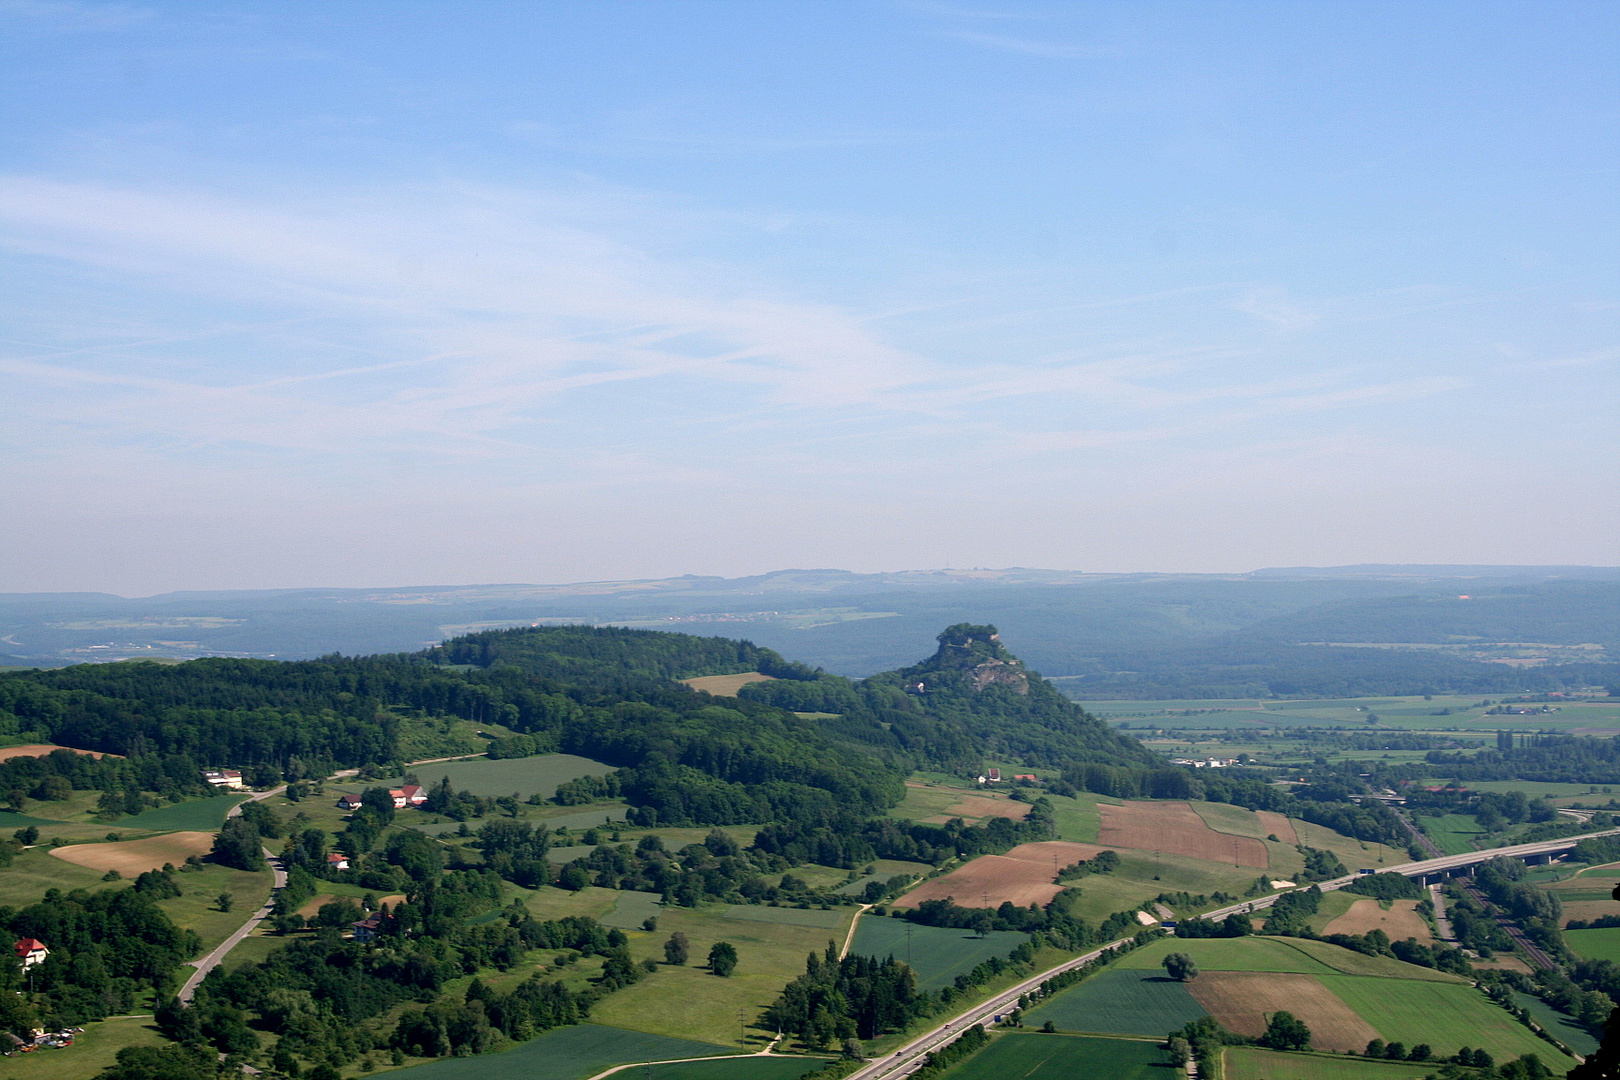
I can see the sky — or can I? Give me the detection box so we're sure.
[1,0,1616,595]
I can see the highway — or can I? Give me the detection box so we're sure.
[843,936,1134,1080]
[843,827,1620,1080]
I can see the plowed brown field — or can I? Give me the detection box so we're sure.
[1099,801,1269,868]
[893,840,1109,909]
[50,831,215,875]
[1256,811,1298,844]
[1322,899,1432,943]
[1187,972,1379,1052]
[921,794,1032,824]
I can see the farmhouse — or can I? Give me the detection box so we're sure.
[351,916,383,942]
[326,852,350,871]
[13,938,48,968]
[336,794,364,811]
[395,784,427,808]
[202,769,246,789]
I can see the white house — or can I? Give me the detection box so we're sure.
[13,939,47,968]
[203,769,246,790]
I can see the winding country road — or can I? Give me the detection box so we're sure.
[177,787,289,1002]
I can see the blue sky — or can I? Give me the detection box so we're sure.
[2,0,1615,594]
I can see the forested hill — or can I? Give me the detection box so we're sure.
[0,623,1159,827]
[738,622,1157,772]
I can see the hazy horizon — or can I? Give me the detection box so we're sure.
[3,2,1615,596]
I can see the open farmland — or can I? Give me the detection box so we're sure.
[0,743,117,761]
[681,672,773,696]
[588,901,860,1047]
[1099,801,1269,867]
[1117,936,1338,975]
[117,794,246,832]
[50,831,215,874]
[1187,971,1378,1052]
[848,915,1030,991]
[1225,1048,1437,1080]
[403,753,614,799]
[940,1033,1167,1080]
[921,793,1031,824]
[386,1023,738,1080]
[1321,976,1576,1067]
[893,840,1106,909]
[1258,811,1299,843]
[1321,899,1433,943]
[643,1058,831,1080]
[1023,968,1206,1037]
[1565,928,1620,963]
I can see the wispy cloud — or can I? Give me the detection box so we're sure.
[942,30,1123,61]
[0,175,1477,489]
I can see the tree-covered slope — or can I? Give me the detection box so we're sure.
[0,623,1161,828]
[740,622,1157,772]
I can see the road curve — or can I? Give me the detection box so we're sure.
[178,848,287,1002]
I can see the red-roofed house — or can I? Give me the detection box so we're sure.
[336,793,364,811]
[399,784,426,807]
[326,852,350,871]
[14,939,47,968]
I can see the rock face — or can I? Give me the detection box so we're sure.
[922,624,1030,695]
[970,657,1029,694]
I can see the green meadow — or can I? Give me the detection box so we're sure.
[940,1034,1169,1080]
[1023,969,1206,1037]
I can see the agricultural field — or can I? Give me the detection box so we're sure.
[1320,899,1432,943]
[49,831,215,875]
[1321,976,1575,1067]
[385,753,614,800]
[1225,1048,1436,1080]
[889,779,1032,826]
[641,1058,832,1080]
[1188,970,1378,1052]
[1083,694,1620,739]
[894,841,1105,909]
[1512,993,1600,1056]
[1022,968,1206,1037]
[833,858,934,896]
[0,845,117,905]
[1116,936,1340,975]
[116,794,247,832]
[0,743,117,761]
[848,915,1030,991]
[681,672,773,696]
[723,905,848,929]
[586,900,860,1047]
[939,1033,1168,1080]
[156,862,276,952]
[1099,801,1268,868]
[385,1023,740,1080]
[1415,814,1489,856]
[1564,927,1620,963]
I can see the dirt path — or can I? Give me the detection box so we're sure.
[840,904,872,959]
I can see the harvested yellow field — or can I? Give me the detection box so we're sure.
[1188,971,1379,1053]
[680,672,774,696]
[50,831,215,875]
[0,743,117,761]
[1257,811,1298,844]
[1322,899,1433,943]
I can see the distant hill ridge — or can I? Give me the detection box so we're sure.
[0,622,1155,829]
